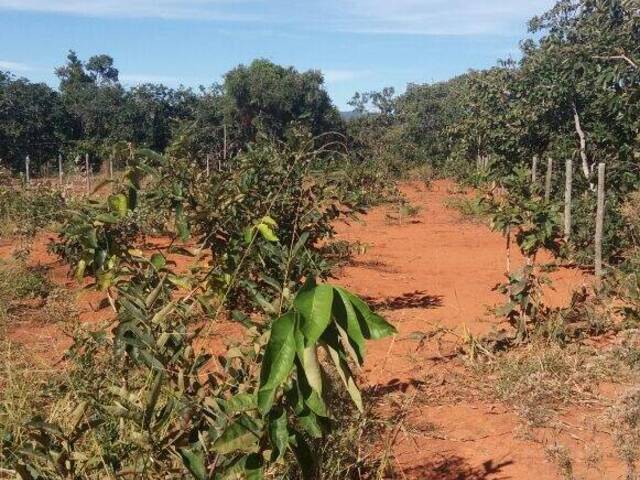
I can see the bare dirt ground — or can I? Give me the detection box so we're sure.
[334,180,625,479]
[2,179,632,479]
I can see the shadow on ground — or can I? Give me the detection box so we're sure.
[402,455,513,480]
[365,291,444,311]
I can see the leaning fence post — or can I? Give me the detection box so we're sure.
[564,159,573,241]
[595,162,606,277]
[25,155,30,184]
[85,153,90,193]
[545,157,553,201]
[532,155,539,184]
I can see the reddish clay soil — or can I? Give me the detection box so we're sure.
[2,179,630,478]
[334,180,624,480]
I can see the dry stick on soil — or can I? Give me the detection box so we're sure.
[564,159,573,242]
[595,162,606,277]
[545,157,553,202]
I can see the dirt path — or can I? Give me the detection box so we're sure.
[333,180,618,479]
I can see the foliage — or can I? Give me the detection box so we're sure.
[485,167,562,264]
[0,184,67,240]
[370,0,640,265]
[494,266,552,343]
[3,139,396,479]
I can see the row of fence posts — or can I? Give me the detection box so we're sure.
[24,153,115,193]
[530,155,607,277]
[25,126,229,186]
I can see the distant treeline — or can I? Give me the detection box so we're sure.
[0,52,343,173]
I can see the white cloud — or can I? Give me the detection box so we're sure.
[0,0,557,35]
[327,0,558,35]
[0,0,262,21]
[0,60,33,72]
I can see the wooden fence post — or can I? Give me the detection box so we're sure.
[206,154,210,177]
[223,124,228,165]
[85,153,90,193]
[564,159,573,241]
[109,156,114,179]
[545,157,553,201]
[532,155,539,184]
[595,162,606,277]
[58,154,63,186]
[25,155,30,184]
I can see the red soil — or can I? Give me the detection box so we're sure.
[2,179,629,478]
[333,180,624,479]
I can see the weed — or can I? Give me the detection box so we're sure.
[443,195,488,223]
[0,262,53,328]
[477,343,623,427]
[544,443,575,480]
[386,199,421,225]
[607,388,640,480]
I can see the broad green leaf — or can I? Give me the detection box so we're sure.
[108,193,129,217]
[257,223,278,242]
[175,203,190,241]
[258,311,297,415]
[341,289,397,339]
[150,253,166,270]
[333,288,366,363]
[222,393,257,414]
[179,447,207,480]
[300,347,323,395]
[261,215,277,227]
[268,409,290,461]
[294,283,334,345]
[212,415,262,454]
[325,345,363,412]
[295,360,327,418]
[216,453,263,480]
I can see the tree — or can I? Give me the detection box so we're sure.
[0,71,70,171]
[222,59,343,144]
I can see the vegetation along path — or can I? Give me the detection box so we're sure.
[333,180,623,480]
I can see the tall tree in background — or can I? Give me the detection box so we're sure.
[222,59,343,144]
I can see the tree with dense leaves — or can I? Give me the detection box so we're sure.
[0,71,70,171]
[222,59,344,144]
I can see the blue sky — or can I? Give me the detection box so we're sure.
[0,1,555,109]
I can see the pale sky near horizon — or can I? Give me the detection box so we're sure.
[0,1,556,109]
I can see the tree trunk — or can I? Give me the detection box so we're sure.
[572,103,593,186]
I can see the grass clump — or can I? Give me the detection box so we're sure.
[476,343,626,427]
[0,185,67,239]
[443,195,488,223]
[607,388,640,480]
